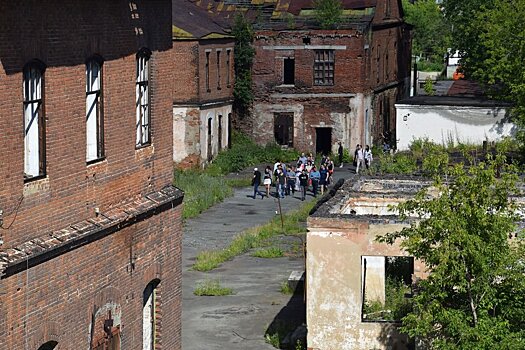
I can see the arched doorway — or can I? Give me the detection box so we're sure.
[38,341,58,350]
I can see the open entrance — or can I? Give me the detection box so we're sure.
[274,113,294,147]
[207,118,213,161]
[315,127,332,155]
[283,58,295,85]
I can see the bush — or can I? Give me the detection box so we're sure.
[377,152,418,174]
[193,279,234,296]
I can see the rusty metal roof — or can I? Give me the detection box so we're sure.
[173,0,233,39]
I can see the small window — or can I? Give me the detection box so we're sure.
[38,341,58,350]
[23,62,46,180]
[274,113,294,147]
[205,51,211,92]
[217,51,221,90]
[86,57,104,163]
[302,37,311,45]
[314,50,334,86]
[361,256,413,322]
[283,58,295,85]
[136,49,151,147]
[226,49,232,87]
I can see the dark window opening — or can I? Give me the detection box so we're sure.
[205,51,210,92]
[218,115,223,150]
[226,49,231,87]
[207,118,213,161]
[274,113,294,147]
[361,256,413,322]
[315,127,332,155]
[283,58,295,85]
[217,51,221,90]
[303,37,311,45]
[38,341,58,350]
[314,50,334,86]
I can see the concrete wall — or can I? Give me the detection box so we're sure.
[395,103,516,150]
[306,217,425,350]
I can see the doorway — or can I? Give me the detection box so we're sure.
[274,113,294,147]
[315,127,332,155]
[207,118,213,161]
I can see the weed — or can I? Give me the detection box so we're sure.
[280,280,294,295]
[252,246,284,258]
[265,332,280,348]
[225,177,252,188]
[193,279,234,296]
[265,320,297,349]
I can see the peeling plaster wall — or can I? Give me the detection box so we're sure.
[173,107,200,165]
[396,104,516,150]
[200,105,231,163]
[306,219,426,350]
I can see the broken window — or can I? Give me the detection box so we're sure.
[143,280,160,350]
[361,256,413,322]
[274,113,294,147]
[23,62,46,180]
[86,57,104,162]
[283,58,295,85]
[314,50,334,86]
[136,49,151,147]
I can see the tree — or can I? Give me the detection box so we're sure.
[402,0,451,64]
[378,155,525,349]
[313,0,343,29]
[231,13,255,116]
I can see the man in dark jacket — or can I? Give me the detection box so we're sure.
[252,168,265,199]
[299,170,309,201]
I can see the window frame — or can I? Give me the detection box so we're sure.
[136,48,152,148]
[86,56,105,163]
[23,61,47,181]
[313,50,335,86]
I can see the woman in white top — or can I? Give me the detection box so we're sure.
[364,145,373,173]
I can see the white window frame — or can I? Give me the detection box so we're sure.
[86,58,104,162]
[136,50,151,147]
[23,63,46,180]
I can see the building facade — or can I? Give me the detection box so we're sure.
[0,1,183,349]
[172,0,235,167]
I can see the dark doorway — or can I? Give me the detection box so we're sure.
[274,113,294,147]
[38,342,58,350]
[207,118,213,161]
[227,113,232,148]
[316,127,332,155]
[283,58,295,85]
[218,115,223,150]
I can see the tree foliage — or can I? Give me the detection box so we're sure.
[313,0,343,29]
[378,155,525,349]
[231,13,255,114]
[402,0,451,63]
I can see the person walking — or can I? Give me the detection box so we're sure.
[276,166,286,199]
[286,166,296,196]
[355,145,365,174]
[263,165,272,197]
[298,169,309,201]
[310,166,321,197]
[338,141,344,168]
[319,164,329,195]
[364,145,373,174]
[251,168,265,199]
[326,156,334,184]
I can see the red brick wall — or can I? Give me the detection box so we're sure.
[198,39,235,103]
[173,40,200,104]
[0,0,175,246]
[0,206,183,350]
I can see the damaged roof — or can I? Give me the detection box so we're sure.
[172,0,232,39]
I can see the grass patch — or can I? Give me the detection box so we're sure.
[252,246,284,258]
[265,320,297,349]
[193,279,234,296]
[225,177,252,188]
[280,280,294,295]
[193,200,316,272]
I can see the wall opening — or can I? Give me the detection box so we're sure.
[315,127,332,155]
[91,309,121,350]
[274,113,294,147]
[207,117,213,161]
[218,115,223,150]
[37,341,58,350]
[361,256,413,322]
[283,58,295,85]
[143,280,160,350]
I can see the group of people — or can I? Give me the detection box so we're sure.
[353,144,373,174]
[251,153,335,201]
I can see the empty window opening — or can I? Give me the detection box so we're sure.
[217,51,222,89]
[226,49,231,87]
[361,256,413,322]
[143,280,160,350]
[205,51,211,92]
[314,50,334,86]
[23,62,46,180]
[303,37,311,45]
[218,115,223,150]
[38,341,58,350]
[283,58,295,85]
[274,113,293,147]
[86,57,104,163]
[207,118,213,161]
[136,49,151,147]
[315,127,332,155]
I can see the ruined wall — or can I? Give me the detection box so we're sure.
[173,40,200,104]
[198,39,235,104]
[200,105,232,163]
[306,217,425,350]
[173,107,201,167]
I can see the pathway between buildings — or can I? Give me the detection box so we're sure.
[182,166,354,350]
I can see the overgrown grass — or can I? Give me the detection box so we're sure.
[265,320,298,349]
[193,279,234,296]
[280,280,294,295]
[193,200,316,272]
[252,246,284,258]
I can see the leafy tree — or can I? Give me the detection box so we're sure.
[402,0,451,64]
[313,0,343,29]
[378,155,525,349]
[231,14,255,116]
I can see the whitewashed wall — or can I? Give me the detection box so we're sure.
[395,103,516,150]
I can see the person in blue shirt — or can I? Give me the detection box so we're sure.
[309,166,321,197]
[319,164,329,195]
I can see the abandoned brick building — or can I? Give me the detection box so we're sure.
[192,0,411,155]
[172,0,235,167]
[0,1,183,349]
[306,177,429,350]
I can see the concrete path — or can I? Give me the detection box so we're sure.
[182,166,354,350]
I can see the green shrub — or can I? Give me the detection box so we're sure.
[193,279,234,296]
[280,280,294,295]
[377,152,418,174]
[417,60,444,72]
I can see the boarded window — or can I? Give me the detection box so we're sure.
[274,113,294,147]
[314,50,334,85]
[283,58,295,85]
[361,256,413,322]
[136,49,151,147]
[23,62,46,180]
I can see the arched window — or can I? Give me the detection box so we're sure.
[37,341,58,350]
[86,56,104,162]
[143,280,160,350]
[136,48,152,147]
[23,60,46,180]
